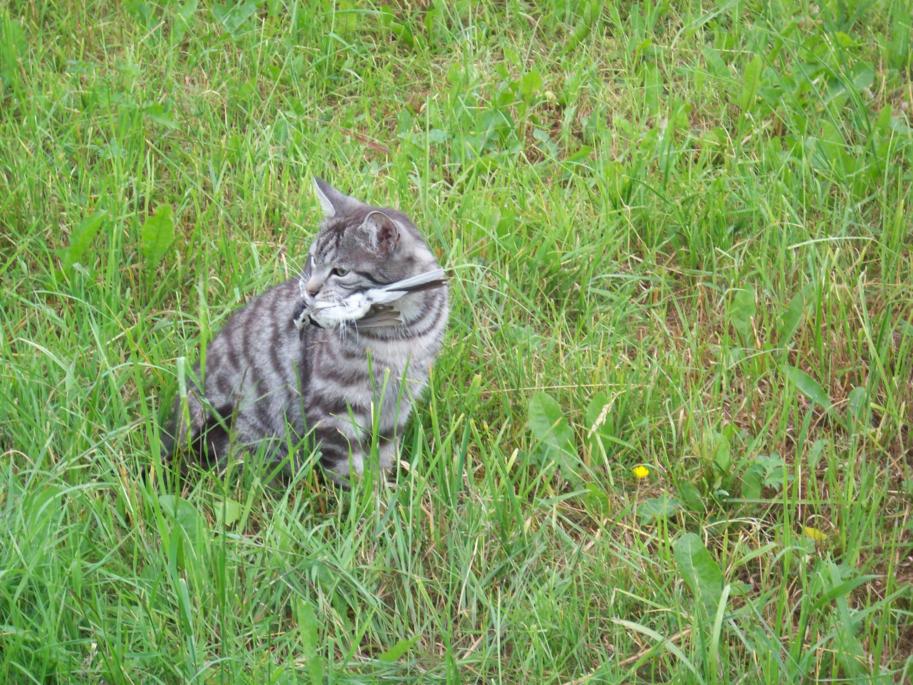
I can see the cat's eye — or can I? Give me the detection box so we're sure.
[331,267,349,277]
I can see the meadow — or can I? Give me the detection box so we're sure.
[1,1,912,682]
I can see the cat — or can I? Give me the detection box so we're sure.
[162,179,449,481]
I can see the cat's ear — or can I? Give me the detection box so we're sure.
[359,211,401,254]
[313,178,360,218]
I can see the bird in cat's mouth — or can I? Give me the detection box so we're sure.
[292,268,448,330]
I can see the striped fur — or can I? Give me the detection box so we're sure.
[163,180,448,480]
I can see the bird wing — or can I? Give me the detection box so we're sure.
[365,268,448,305]
[354,306,404,329]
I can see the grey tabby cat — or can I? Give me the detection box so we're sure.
[162,179,449,481]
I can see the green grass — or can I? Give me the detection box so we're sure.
[1,0,912,682]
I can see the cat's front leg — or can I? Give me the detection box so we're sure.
[312,420,365,478]
[377,435,399,471]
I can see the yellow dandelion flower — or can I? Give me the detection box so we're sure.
[803,526,828,544]
[633,465,650,480]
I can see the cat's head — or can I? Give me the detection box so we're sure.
[300,178,439,304]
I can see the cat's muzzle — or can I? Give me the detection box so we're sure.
[292,301,323,330]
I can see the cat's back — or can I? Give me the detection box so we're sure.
[201,278,305,430]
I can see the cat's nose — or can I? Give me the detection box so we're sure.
[305,277,321,297]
